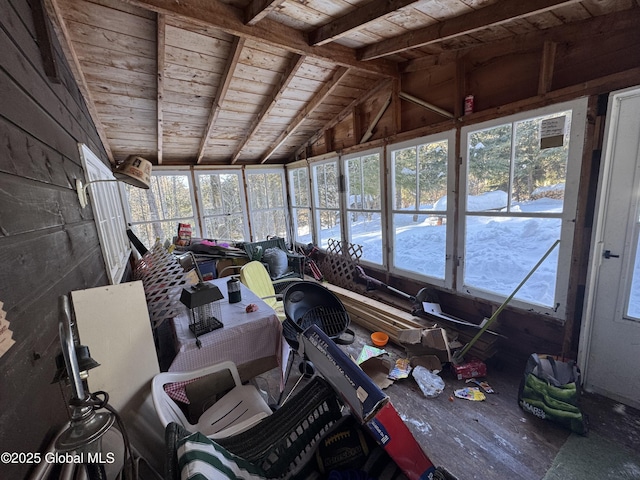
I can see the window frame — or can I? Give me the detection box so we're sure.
[244,166,289,242]
[193,167,249,243]
[124,167,199,247]
[310,157,342,251]
[458,97,588,319]
[288,162,314,246]
[79,143,130,284]
[342,147,386,267]
[387,131,456,288]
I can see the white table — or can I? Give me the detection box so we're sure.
[167,278,287,402]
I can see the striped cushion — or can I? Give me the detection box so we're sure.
[177,432,267,480]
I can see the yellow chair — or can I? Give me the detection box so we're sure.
[240,261,299,321]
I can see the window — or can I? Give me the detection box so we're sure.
[344,150,384,265]
[126,171,196,249]
[311,160,341,249]
[195,170,248,242]
[460,98,587,316]
[389,134,453,283]
[79,144,130,284]
[289,165,312,245]
[245,169,288,242]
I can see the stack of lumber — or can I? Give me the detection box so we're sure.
[325,283,437,345]
[325,283,499,361]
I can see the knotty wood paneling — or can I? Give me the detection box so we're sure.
[0,1,115,477]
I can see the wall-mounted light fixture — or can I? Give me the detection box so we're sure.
[76,155,152,208]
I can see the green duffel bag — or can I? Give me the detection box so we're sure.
[518,353,588,434]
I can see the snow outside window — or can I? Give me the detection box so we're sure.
[312,160,341,249]
[389,133,454,285]
[289,166,312,245]
[344,150,384,265]
[125,170,197,249]
[195,171,248,242]
[460,98,587,318]
[79,144,130,284]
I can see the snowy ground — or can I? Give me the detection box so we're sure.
[299,193,640,316]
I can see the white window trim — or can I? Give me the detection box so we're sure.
[386,131,457,289]
[193,169,249,242]
[244,167,289,242]
[458,97,588,319]
[79,143,130,284]
[287,163,313,246]
[311,157,341,250]
[124,168,200,239]
[342,147,386,268]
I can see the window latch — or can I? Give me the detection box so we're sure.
[603,249,620,259]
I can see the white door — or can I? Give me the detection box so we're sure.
[580,87,640,410]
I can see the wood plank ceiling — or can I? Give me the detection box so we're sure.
[44,0,635,166]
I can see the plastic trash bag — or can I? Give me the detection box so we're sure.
[412,365,445,398]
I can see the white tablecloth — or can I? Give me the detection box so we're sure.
[167,278,286,402]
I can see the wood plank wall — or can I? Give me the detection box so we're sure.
[0,1,111,476]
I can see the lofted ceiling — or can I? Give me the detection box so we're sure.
[44,0,635,167]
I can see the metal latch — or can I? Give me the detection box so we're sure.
[603,250,620,259]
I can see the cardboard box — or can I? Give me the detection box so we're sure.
[301,326,438,480]
[399,327,453,363]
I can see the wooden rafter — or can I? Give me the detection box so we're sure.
[358,0,582,60]
[197,37,245,164]
[156,13,165,164]
[295,78,392,158]
[538,41,557,95]
[260,66,350,163]
[231,54,306,164]
[45,0,115,164]
[309,0,419,46]
[244,0,287,26]
[398,92,454,118]
[126,0,398,77]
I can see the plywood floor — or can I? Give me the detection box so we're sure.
[254,322,640,480]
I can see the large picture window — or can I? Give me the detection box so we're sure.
[289,165,312,245]
[344,150,384,265]
[460,98,587,316]
[125,170,196,250]
[389,134,453,282]
[245,169,288,242]
[312,160,341,249]
[195,171,247,242]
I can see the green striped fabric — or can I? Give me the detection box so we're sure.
[177,432,268,480]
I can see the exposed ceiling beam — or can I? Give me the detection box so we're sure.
[231,54,306,164]
[260,66,350,163]
[125,0,398,78]
[197,37,245,164]
[400,7,640,74]
[358,0,582,60]
[156,13,165,164]
[309,0,419,46]
[244,0,287,26]
[295,78,392,158]
[45,0,115,164]
[360,92,391,143]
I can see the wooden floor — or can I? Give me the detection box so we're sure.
[256,322,640,480]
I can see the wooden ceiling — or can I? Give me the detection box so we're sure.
[44,0,635,166]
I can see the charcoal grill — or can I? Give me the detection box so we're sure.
[279,281,354,404]
[283,282,354,349]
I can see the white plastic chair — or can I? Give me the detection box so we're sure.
[151,361,272,439]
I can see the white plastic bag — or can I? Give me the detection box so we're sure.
[412,365,445,398]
